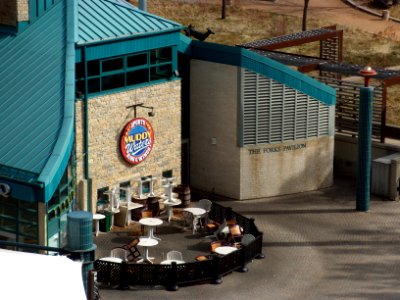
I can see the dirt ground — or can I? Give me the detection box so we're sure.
[206,0,400,40]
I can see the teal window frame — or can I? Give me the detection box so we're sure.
[76,47,176,97]
[0,197,38,245]
[46,155,75,248]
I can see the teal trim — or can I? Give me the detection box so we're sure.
[76,31,181,63]
[180,38,336,106]
[16,22,29,33]
[37,0,76,202]
[83,77,181,99]
[172,45,178,72]
[83,46,91,211]
[29,0,62,23]
[178,34,192,56]
[0,179,40,202]
[0,22,29,35]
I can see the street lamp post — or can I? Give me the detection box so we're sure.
[356,66,377,212]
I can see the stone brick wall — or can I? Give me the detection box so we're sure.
[75,81,182,209]
[0,0,28,26]
[17,0,29,22]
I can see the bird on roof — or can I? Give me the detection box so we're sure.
[184,24,215,41]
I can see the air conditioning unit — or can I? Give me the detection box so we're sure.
[371,153,400,200]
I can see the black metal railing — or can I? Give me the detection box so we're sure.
[94,201,264,290]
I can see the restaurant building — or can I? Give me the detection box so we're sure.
[0,0,335,247]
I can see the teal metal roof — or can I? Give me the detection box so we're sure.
[77,0,183,45]
[179,36,336,106]
[0,0,75,202]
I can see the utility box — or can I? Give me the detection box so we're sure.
[371,153,400,200]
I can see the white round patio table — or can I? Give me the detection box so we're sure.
[163,199,182,223]
[93,213,105,236]
[139,217,163,240]
[99,257,122,263]
[137,238,159,264]
[160,259,185,265]
[183,207,206,234]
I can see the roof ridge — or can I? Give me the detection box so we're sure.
[102,0,182,26]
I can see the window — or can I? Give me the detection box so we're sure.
[76,47,175,96]
[141,176,152,194]
[119,181,130,202]
[102,57,123,72]
[0,197,38,245]
[128,53,147,67]
[97,187,109,202]
[162,170,173,178]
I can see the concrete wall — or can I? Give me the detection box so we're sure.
[0,0,29,26]
[190,59,334,200]
[240,137,334,199]
[75,81,182,211]
[190,60,241,199]
[334,134,400,177]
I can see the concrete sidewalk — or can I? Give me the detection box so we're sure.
[98,177,400,300]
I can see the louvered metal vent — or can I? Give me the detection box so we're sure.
[241,69,330,145]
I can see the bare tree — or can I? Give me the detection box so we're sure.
[302,0,310,31]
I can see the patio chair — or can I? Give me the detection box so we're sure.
[241,234,256,246]
[210,241,222,253]
[195,254,213,261]
[229,224,243,244]
[181,210,194,231]
[226,218,237,227]
[166,250,183,261]
[206,219,227,241]
[205,220,220,234]
[210,240,229,254]
[113,238,142,262]
[140,209,153,235]
[110,248,128,261]
[197,199,212,226]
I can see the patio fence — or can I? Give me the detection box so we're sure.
[94,201,264,291]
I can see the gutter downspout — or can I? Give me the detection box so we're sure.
[83,45,91,212]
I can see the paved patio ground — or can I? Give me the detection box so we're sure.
[97,177,400,300]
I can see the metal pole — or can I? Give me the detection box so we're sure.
[221,0,226,19]
[356,66,377,212]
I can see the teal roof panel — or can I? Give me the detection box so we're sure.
[78,0,183,45]
[0,0,74,202]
